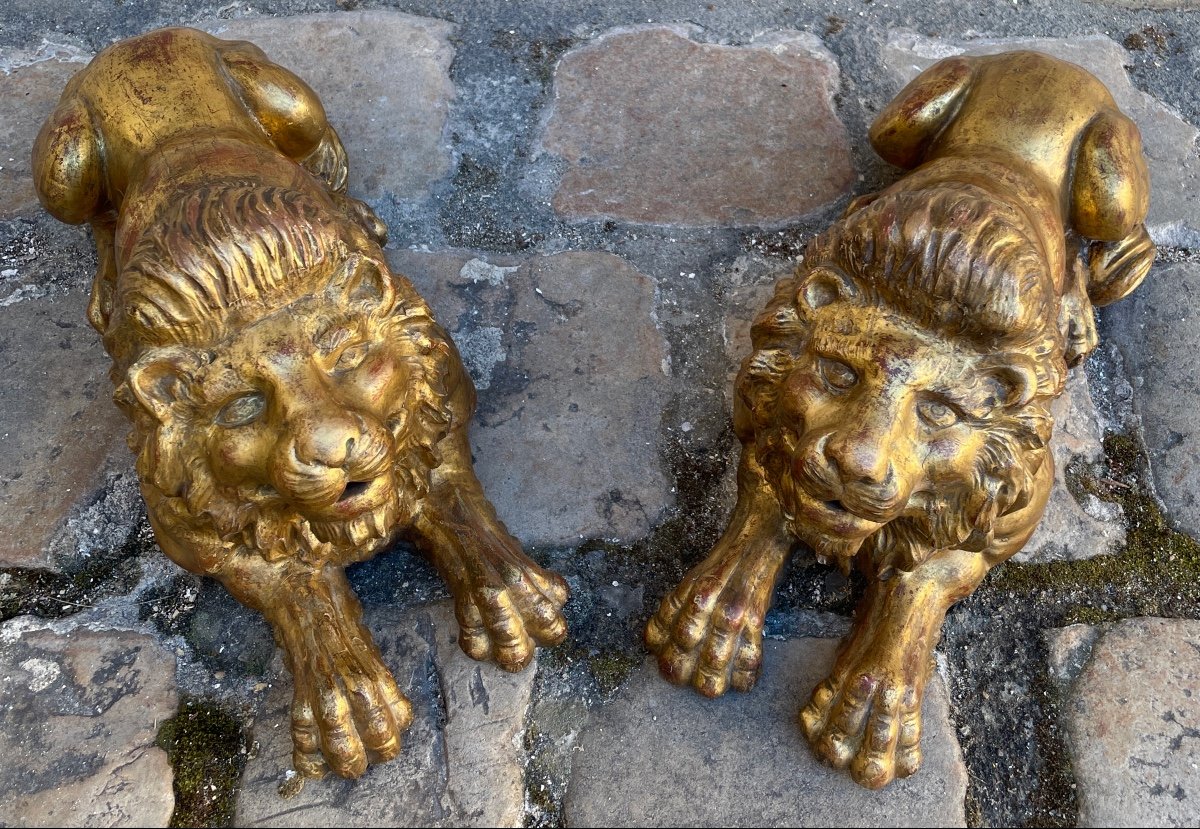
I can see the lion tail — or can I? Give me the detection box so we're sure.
[1060,225,1156,366]
[1083,225,1156,308]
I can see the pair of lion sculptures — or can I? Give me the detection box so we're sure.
[33,28,1153,790]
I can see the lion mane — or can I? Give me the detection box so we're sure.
[738,183,1062,572]
[107,183,458,571]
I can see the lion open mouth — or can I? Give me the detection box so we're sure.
[322,475,387,513]
[339,480,373,502]
[309,501,397,547]
[309,475,399,548]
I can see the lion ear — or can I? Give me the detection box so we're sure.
[796,266,859,313]
[127,347,203,422]
[982,354,1040,409]
[326,254,396,317]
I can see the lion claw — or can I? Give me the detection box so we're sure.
[288,630,413,779]
[799,662,924,789]
[646,555,774,698]
[454,565,569,672]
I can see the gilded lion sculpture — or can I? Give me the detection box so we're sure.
[33,27,568,779]
[647,51,1154,788]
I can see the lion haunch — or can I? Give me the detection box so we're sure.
[33,27,568,780]
[646,50,1155,789]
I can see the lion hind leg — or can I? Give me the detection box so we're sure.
[32,95,105,226]
[868,56,975,171]
[86,217,118,335]
[1065,109,1156,332]
[32,90,121,336]
[220,46,388,246]
[218,45,351,191]
[1070,109,1150,245]
[219,46,339,174]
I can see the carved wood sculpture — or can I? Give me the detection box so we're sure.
[647,51,1155,789]
[32,27,568,779]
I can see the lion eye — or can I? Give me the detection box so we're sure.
[333,343,369,373]
[818,357,858,392]
[918,399,960,430]
[216,392,266,427]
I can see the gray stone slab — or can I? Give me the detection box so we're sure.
[1018,370,1125,562]
[564,642,967,827]
[1084,0,1200,6]
[1048,618,1200,828]
[0,289,130,570]
[542,26,855,227]
[203,10,455,203]
[882,33,1200,247]
[0,620,178,828]
[235,602,533,828]
[389,249,672,546]
[1104,262,1200,539]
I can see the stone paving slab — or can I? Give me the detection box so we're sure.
[0,11,456,218]
[1020,370,1125,562]
[235,602,533,828]
[202,11,455,204]
[1048,618,1200,828]
[882,33,1200,247]
[389,249,672,547]
[564,641,966,827]
[0,289,129,570]
[0,620,178,827]
[1104,262,1200,539]
[542,26,855,227]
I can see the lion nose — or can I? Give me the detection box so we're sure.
[825,423,896,487]
[293,413,362,468]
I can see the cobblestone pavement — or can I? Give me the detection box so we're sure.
[1,1,1199,826]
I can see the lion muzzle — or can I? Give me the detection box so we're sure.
[272,409,395,517]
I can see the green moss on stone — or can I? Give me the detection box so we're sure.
[587,650,641,696]
[1063,606,1123,626]
[992,434,1200,614]
[0,530,144,621]
[155,696,249,828]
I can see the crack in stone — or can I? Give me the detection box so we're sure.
[415,610,453,822]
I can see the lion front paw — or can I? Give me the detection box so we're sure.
[798,657,924,789]
[454,563,569,672]
[287,632,414,779]
[645,552,779,698]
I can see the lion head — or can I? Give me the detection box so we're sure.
[737,184,1063,572]
[104,184,461,570]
